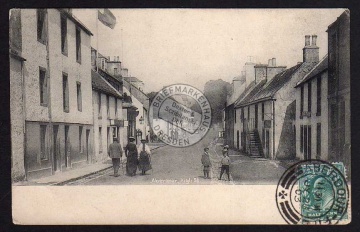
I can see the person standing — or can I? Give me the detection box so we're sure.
[108,138,123,177]
[137,139,152,175]
[219,145,231,181]
[201,147,212,179]
[125,137,138,176]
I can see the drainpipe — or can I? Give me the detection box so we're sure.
[272,99,276,160]
[45,9,54,173]
[21,58,27,181]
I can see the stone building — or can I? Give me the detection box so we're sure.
[10,9,94,180]
[294,55,328,161]
[231,35,320,159]
[327,10,350,172]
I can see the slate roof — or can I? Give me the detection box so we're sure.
[295,55,328,87]
[124,76,142,83]
[92,70,122,98]
[235,63,303,107]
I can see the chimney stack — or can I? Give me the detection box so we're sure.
[268,59,272,66]
[312,35,317,46]
[305,35,311,46]
[272,58,276,67]
[303,34,319,63]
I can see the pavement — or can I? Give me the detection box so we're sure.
[14,143,166,186]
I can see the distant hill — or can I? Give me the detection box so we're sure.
[203,79,232,124]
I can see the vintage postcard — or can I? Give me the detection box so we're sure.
[10,8,351,224]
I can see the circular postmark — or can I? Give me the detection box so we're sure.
[149,84,212,147]
[276,160,349,225]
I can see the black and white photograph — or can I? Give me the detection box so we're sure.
[9,8,351,224]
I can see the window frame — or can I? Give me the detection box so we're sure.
[79,126,83,153]
[76,81,82,112]
[308,82,312,115]
[62,72,69,113]
[316,76,321,116]
[75,27,81,63]
[39,66,48,107]
[106,95,110,118]
[60,14,68,56]
[37,9,47,45]
[300,86,304,119]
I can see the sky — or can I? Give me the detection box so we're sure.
[73,9,346,93]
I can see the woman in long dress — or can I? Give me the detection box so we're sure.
[125,137,138,176]
[137,139,152,175]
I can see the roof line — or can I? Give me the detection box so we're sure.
[294,54,328,88]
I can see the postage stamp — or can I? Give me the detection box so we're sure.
[149,84,212,147]
[276,160,349,225]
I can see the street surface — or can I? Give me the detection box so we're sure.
[66,128,287,185]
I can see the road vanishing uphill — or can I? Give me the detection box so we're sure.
[65,128,286,185]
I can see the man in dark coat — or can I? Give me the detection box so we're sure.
[108,138,123,177]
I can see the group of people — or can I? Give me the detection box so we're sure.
[108,137,152,177]
[201,145,231,181]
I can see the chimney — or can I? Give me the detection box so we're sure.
[117,56,120,61]
[305,35,311,46]
[303,35,319,63]
[312,35,317,46]
[268,59,272,66]
[114,56,116,61]
[272,58,276,67]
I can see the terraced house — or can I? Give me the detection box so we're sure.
[10,9,94,180]
[229,35,320,160]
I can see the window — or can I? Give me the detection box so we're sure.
[79,126,83,153]
[308,126,312,159]
[62,73,69,112]
[241,108,244,122]
[304,126,308,158]
[98,92,102,115]
[262,102,264,121]
[316,77,321,116]
[107,95,110,117]
[60,15,68,55]
[37,9,47,44]
[300,86,304,119]
[76,27,81,63]
[39,67,47,106]
[115,99,118,117]
[248,106,250,120]
[99,127,102,153]
[300,125,303,152]
[77,82,82,112]
[316,123,321,159]
[308,82,312,115]
[234,110,236,123]
[40,125,48,160]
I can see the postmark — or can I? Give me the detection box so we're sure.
[149,84,212,147]
[276,160,349,224]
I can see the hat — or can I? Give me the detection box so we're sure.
[223,145,229,149]
[129,137,135,141]
[113,137,118,141]
[140,139,147,142]
[204,147,209,151]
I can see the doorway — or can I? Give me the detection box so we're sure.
[65,125,70,168]
[86,129,90,163]
[53,125,59,172]
[265,130,270,158]
[255,104,258,129]
[236,130,239,149]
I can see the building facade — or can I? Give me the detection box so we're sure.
[327,10,351,173]
[232,35,320,159]
[10,9,94,180]
[295,55,328,161]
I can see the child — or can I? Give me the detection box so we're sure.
[219,145,231,181]
[201,147,212,179]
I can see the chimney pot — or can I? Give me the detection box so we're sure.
[305,35,311,46]
[272,58,276,67]
[312,35,317,46]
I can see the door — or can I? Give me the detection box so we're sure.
[255,104,258,129]
[53,125,59,172]
[65,125,70,168]
[86,129,90,163]
[265,130,270,158]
